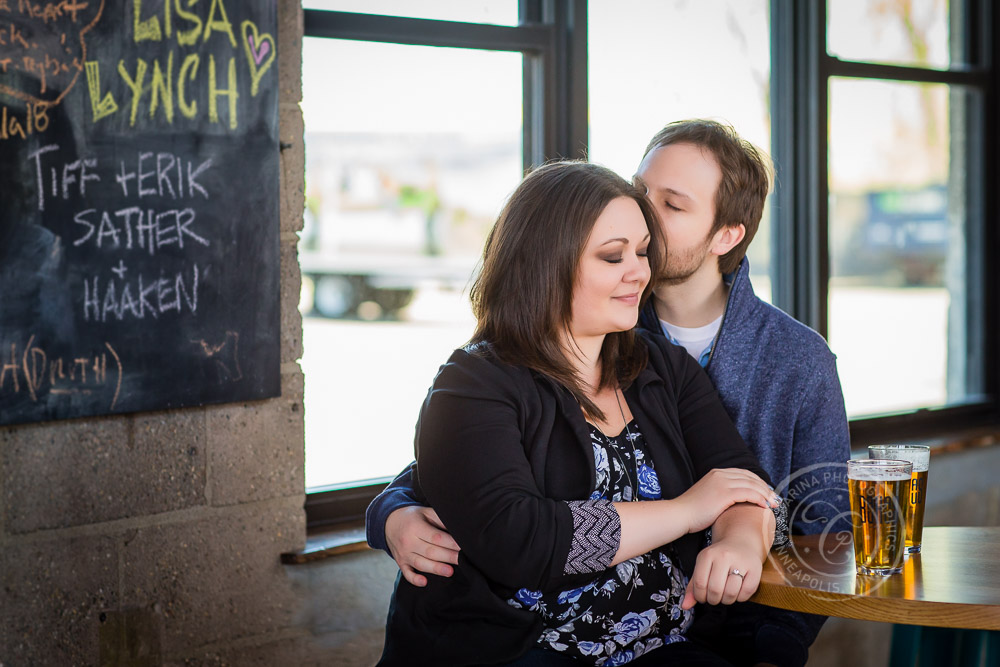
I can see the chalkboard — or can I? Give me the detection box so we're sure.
[0,1,281,426]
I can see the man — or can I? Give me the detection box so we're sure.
[366,119,851,667]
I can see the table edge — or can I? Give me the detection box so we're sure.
[750,584,1000,630]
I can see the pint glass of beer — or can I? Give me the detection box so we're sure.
[869,445,930,553]
[847,459,912,575]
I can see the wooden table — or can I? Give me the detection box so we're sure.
[750,526,1000,630]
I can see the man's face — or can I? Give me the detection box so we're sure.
[635,142,723,285]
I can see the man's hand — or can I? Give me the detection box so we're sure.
[384,506,460,587]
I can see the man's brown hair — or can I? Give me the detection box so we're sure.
[643,119,772,274]
[470,160,665,420]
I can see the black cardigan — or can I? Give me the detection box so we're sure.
[379,330,769,666]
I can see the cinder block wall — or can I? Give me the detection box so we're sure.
[0,3,308,665]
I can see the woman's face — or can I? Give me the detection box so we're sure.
[569,196,651,340]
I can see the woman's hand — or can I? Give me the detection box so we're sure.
[385,506,461,587]
[680,535,763,609]
[674,468,779,534]
[681,502,776,609]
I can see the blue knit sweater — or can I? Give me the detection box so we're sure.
[366,257,851,667]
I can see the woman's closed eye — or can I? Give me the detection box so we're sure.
[663,200,681,212]
[602,248,648,263]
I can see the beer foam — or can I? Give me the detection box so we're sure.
[848,469,912,481]
[869,446,930,472]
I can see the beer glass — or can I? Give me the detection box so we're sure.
[847,459,912,575]
[868,444,930,553]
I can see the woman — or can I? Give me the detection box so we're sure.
[378,161,779,666]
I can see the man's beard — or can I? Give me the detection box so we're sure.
[658,237,714,286]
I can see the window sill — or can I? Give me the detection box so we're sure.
[867,423,1000,453]
[924,425,1000,454]
[282,519,370,564]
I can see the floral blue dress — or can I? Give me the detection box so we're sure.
[507,420,694,665]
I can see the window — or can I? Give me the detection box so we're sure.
[300,38,523,488]
[771,0,996,442]
[827,0,951,70]
[301,2,587,527]
[828,78,969,417]
[303,0,999,527]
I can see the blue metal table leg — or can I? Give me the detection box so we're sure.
[890,625,1000,667]
[888,625,922,667]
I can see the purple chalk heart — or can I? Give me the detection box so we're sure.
[248,33,271,66]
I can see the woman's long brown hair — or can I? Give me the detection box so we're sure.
[469,161,665,420]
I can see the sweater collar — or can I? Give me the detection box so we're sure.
[710,256,759,367]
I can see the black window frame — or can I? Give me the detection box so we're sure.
[303,0,1000,530]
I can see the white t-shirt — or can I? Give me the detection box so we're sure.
[659,314,724,362]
